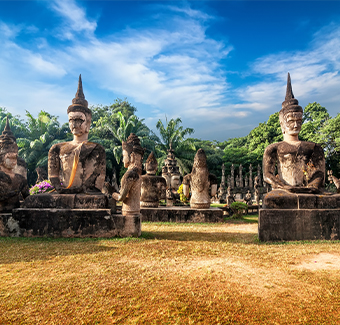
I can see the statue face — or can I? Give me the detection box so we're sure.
[171,175,181,189]
[68,111,88,136]
[122,149,130,168]
[281,112,303,136]
[2,152,17,170]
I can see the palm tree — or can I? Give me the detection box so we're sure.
[155,117,195,175]
[16,111,69,185]
[92,111,158,180]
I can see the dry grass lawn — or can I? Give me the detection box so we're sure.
[1,217,340,324]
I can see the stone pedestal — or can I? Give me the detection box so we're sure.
[0,209,141,238]
[259,190,340,241]
[141,207,223,223]
[0,193,141,238]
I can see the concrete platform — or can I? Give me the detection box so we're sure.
[141,206,224,223]
[0,209,141,238]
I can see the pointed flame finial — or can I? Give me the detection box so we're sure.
[75,74,85,100]
[285,72,294,101]
[68,74,91,116]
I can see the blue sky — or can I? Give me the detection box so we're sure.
[1,0,340,141]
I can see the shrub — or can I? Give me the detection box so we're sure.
[230,201,248,219]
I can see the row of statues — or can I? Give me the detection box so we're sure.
[0,76,219,219]
[0,73,337,231]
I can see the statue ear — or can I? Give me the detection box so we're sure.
[130,152,135,163]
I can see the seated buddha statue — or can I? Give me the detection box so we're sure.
[48,75,106,194]
[140,152,166,207]
[183,148,218,209]
[112,133,145,216]
[263,73,325,194]
[0,117,29,212]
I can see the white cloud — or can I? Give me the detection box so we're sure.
[237,24,340,119]
[49,0,97,38]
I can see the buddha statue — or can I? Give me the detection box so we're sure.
[162,144,181,200]
[243,190,252,206]
[48,75,106,194]
[112,133,145,216]
[0,117,29,212]
[183,148,217,209]
[263,73,325,194]
[140,152,166,207]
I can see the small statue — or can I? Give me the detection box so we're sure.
[243,190,252,206]
[35,166,48,183]
[0,117,29,212]
[183,148,217,209]
[254,175,260,205]
[112,133,145,216]
[328,170,340,192]
[48,75,106,194]
[231,164,235,189]
[141,152,166,207]
[263,73,325,193]
[249,164,253,188]
[226,186,235,206]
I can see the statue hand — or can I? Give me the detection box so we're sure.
[112,192,120,201]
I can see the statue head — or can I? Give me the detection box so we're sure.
[122,133,145,168]
[193,148,208,169]
[170,174,181,190]
[67,75,92,137]
[279,73,303,137]
[0,117,18,171]
[145,152,158,175]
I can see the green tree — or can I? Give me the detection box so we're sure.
[155,117,195,174]
[93,111,157,180]
[300,102,330,143]
[16,111,69,185]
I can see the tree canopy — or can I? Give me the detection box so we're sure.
[0,99,339,187]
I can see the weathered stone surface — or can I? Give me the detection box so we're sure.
[263,73,325,193]
[48,75,106,194]
[1,209,141,238]
[22,193,108,209]
[112,133,145,217]
[140,152,166,207]
[259,209,340,241]
[0,117,29,212]
[262,192,340,210]
[141,207,224,223]
[183,149,218,209]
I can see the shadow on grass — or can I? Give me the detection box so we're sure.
[0,236,145,264]
[141,231,258,243]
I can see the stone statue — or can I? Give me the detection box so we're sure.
[36,166,48,183]
[141,152,166,207]
[244,175,248,187]
[263,73,325,193]
[249,164,253,188]
[226,186,235,206]
[235,175,240,188]
[231,164,235,189]
[183,148,218,209]
[112,133,145,216]
[328,170,340,192]
[239,164,243,187]
[257,164,262,187]
[0,117,29,212]
[162,144,181,201]
[243,190,252,206]
[48,75,106,194]
[227,175,231,188]
[254,175,260,205]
